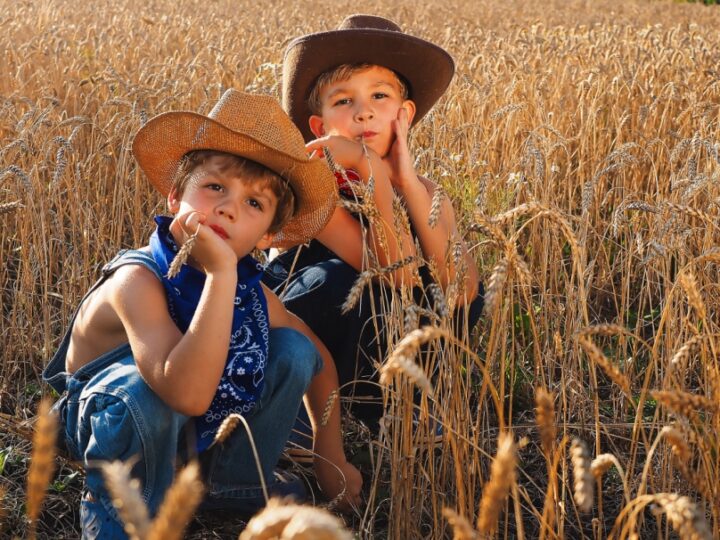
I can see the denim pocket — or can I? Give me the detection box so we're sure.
[85,393,138,460]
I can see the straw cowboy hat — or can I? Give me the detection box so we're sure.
[132,89,338,248]
[283,14,455,141]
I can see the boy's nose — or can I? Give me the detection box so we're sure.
[216,202,236,221]
[355,104,374,122]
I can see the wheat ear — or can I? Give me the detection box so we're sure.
[477,433,517,535]
[101,461,152,540]
[534,387,556,457]
[570,438,593,513]
[0,200,22,215]
[652,493,713,540]
[211,413,242,447]
[442,507,478,540]
[26,397,58,539]
[147,461,204,540]
[167,227,199,279]
[239,498,353,540]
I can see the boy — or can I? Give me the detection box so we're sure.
[43,90,362,539]
[265,15,483,432]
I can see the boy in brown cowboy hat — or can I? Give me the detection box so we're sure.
[266,15,482,433]
[43,89,362,539]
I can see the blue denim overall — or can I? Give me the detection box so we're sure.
[43,249,321,538]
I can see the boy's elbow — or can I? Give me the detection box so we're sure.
[168,393,213,417]
[176,402,210,416]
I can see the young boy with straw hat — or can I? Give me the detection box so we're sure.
[43,89,362,539]
[266,15,483,432]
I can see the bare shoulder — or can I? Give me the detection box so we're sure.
[108,263,169,320]
[67,262,166,372]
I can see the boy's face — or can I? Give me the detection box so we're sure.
[168,155,278,258]
[309,66,416,157]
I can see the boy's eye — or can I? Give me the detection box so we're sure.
[247,198,263,210]
[333,97,351,106]
[206,182,224,192]
[372,92,389,100]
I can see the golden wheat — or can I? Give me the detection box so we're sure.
[570,438,594,514]
[101,461,152,540]
[477,433,516,535]
[239,498,353,540]
[26,398,58,539]
[147,461,204,540]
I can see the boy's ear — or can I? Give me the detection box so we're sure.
[402,100,417,125]
[255,232,275,251]
[308,115,326,138]
[167,188,181,213]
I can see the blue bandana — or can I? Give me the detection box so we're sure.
[149,216,269,452]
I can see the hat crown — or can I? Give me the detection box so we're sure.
[207,90,306,160]
[338,14,401,33]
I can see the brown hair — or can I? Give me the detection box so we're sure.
[171,150,296,234]
[307,63,409,115]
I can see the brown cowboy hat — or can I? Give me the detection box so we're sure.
[282,14,455,142]
[132,89,338,249]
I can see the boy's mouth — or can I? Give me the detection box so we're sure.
[209,224,229,239]
[361,131,378,139]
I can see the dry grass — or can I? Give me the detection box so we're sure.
[1,0,720,537]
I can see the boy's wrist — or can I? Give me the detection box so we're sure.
[204,268,238,286]
[393,171,422,197]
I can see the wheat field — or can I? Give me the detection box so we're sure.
[1,0,719,538]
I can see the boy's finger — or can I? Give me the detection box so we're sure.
[182,211,205,234]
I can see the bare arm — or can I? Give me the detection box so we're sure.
[264,284,363,510]
[112,212,240,416]
[402,175,480,303]
[383,108,479,302]
[111,264,236,416]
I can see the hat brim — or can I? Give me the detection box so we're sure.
[132,111,337,249]
[283,29,455,141]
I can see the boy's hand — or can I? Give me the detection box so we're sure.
[171,211,237,275]
[315,458,363,512]
[383,107,418,191]
[306,135,364,173]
